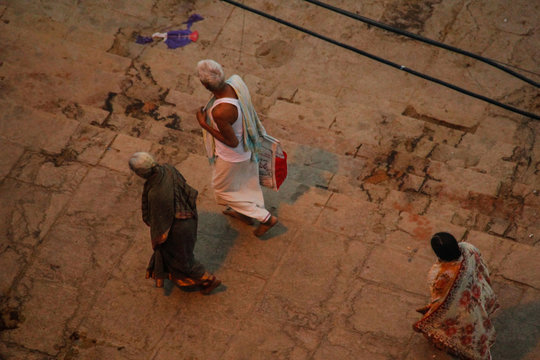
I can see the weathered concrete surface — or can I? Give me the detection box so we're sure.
[0,0,539,359]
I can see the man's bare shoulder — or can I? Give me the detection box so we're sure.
[212,103,238,124]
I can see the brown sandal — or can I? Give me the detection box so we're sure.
[253,216,278,237]
[223,207,254,225]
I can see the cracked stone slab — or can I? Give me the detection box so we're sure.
[3,6,115,52]
[172,153,214,199]
[77,277,186,352]
[0,245,26,296]
[0,178,72,250]
[360,244,434,296]
[169,268,267,333]
[143,123,204,157]
[327,173,371,200]
[98,134,153,174]
[207,223,294,279]
[222,316,320,360]
[0,138,24,180]
[65,340,151,360]
[317,192,380,237]
[1,280,78,355]
[277,186,330,225]
[383,230,435,260]
[397,211,466,243]
[254,236,356,328]
[499,243,540,288]
[464,231,515,272]
[261,225,362,307]
[153,321,233,360]
[66,124,117,166]
[62,167,140,236]
[0,102,80,154]
[10,151,88,193]
[0,342,55,360]
[313,340,390,360]
[426,160,501,196]
[491,279,527,311]
[25,220,130,293]
[347,283,422,339]
[319,320,418,359]
[267,100,335,130]
[382,189,430,218]
[405,332,457,360]
[433,140,517,179]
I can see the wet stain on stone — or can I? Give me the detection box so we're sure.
[61,102,84,120]
[363,169,390,184]
[461,193,523,220]
[0,307,22,331]
[158,133,179,146]
[407,212,433,240]
[165,114,182,130]
[402,105,476,133]
[255,39,294,69]
[102,92,117,113]
[125,99,145,117]
[142,102,158,113]
[46,148,79,167]
[381,0,442,33]
[107,28,139,58]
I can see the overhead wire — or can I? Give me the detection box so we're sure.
[304,0,540,88]
[220,0,539,120]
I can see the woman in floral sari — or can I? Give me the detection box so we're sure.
[414,232,499,360]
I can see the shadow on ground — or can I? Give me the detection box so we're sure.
[491,301,540,359]
[194,211,239,273]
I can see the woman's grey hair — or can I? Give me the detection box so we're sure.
[129,152,157,178]
[197,59,225,91]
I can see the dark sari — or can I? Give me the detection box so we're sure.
[142,164,212,287]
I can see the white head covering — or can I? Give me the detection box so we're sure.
[129,152,157,178]
[197,59,225,91]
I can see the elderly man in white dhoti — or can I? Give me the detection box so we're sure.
[195,59,278,237]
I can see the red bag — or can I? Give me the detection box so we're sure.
[258,134,287,191]
[274,150,287,190]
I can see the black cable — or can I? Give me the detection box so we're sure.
[220,0,539,120]
[304,0,540,88]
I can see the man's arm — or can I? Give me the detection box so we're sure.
[196,104,239,148]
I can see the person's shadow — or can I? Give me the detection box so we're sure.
[195,211,239,272]
[491,301,540,359]
[160,212,235,296]
[163,146,339,294]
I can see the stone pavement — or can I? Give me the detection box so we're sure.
[0,0,539,359]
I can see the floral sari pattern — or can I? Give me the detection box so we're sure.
[414,243,500,360]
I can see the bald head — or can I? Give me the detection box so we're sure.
[129,152,157,178]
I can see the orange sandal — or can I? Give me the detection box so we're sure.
[200,276,222,295]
